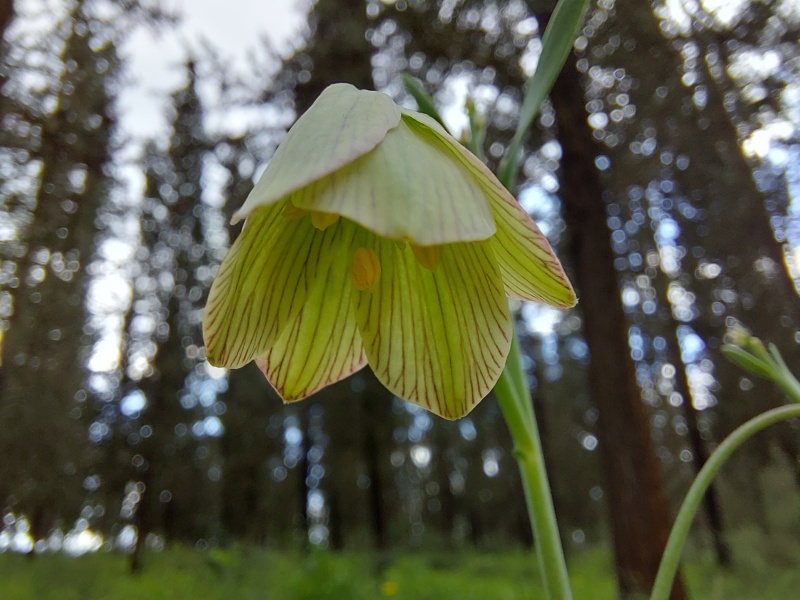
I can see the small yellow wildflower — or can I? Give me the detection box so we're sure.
[380,580,400,596]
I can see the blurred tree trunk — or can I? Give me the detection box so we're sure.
[0,6,116,537]
[599,0,800,531]
[327,487,345,551]
[319,372,392,551]
[430,422,457,545]
[130,469,152,574]
[214,116,289,546]
[652,261,730,565]
[673,54,800,477]
[281,0,374,114]
[362,391,389,550]
[547,45,686,599]
[129,61,218,569]
[296,405,311,548]
[0,0,13,42]
[219,363,278,544]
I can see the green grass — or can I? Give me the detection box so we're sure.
[0,544,798,599]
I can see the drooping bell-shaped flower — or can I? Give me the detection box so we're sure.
[203,83,576,419]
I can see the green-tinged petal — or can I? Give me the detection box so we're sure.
[402,109,576,308]
[400,107,452,138]
[233,84,402,222]
[488,198,576,307]
[203,201,345,368]
[256,225,367,400]
[289,118,496,246]
[352,233,512,419]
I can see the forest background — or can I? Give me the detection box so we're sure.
[1,0,800,598]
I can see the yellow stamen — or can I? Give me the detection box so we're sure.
[282,201,307,220]
[310,211,339,230]
[411,244,441,271]
[351,247,381,293]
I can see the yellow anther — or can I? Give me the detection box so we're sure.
[310,211,339,230]
[351,247,381,293]
[411,244,441,271]
[282,201,307,220]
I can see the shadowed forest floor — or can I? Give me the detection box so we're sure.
[1,543,800,599]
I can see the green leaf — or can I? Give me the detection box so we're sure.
[233,83,401,222]
[768,342,790,374]
[352,233,512,419]
[402,73,449,132]
[465,98,488,162]
[721,345,775,381]
[498,0,590,189]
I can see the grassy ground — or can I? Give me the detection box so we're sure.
[1,544,799,599]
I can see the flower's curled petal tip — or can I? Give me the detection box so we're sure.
[203,201,344,369]
[490,200,577,308]
[291,119,495,246]
[399,106,451,137]
[401,109,576,307]
[233,84,402,221]
[255,226,368,401]
[353,233,512,420]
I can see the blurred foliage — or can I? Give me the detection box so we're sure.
[3,543,800,599]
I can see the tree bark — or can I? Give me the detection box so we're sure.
[0,8,112,530]
[549,50,686,599]
[297,406,311,548]
[652,264,731,566]
[363,396,389,550]
[0,0,13,43]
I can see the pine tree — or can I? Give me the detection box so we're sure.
[0,2,121,541]
[122,60,223,569]
[0,1,13,40]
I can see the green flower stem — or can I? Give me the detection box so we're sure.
[502,326,535,425]
[495,329,573,600]
[650,403,800,600]
[483,1,590,587]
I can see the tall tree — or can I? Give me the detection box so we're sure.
[0,0,13,43]
[650,257,730,564]
[210,127,297,545]
[0,2,121,540]
[270,0,374,114]
[594,0,800,530]
[125,60,222,569]
[663,0,800,499]
[546,49,685,598]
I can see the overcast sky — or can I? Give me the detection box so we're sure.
[120,0,307,137]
